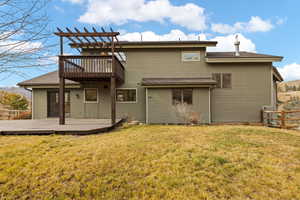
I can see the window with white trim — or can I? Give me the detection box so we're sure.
[116,89,137,103]
[182,51,201,62]
[84,88,98,103]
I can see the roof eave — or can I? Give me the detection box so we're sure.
[72,41,218,49]
[18,83,80,88]
[206,57,283,63]
[273,66,284,82]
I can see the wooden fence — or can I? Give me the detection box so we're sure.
[0,109,31,120]
[262,110,300,129]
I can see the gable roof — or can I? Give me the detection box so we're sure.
[206,52,283,63]
[18,71,79,87]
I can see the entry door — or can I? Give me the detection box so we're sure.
[47,91,70,118]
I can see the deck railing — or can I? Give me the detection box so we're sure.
[59,55,125,81]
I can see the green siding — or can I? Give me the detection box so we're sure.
[147,88,210,124]
[32,89,47,119]
[31,48,274,123]
[209,63,272,123]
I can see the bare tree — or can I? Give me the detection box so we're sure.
[0,0,55,79]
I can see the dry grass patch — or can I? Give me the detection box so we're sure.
[0,125,300,200]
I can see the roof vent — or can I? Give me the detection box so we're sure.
[234,35,240,56]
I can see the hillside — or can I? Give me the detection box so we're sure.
[278,80,300,110]
[0,125,299,200]
[0,87,31,99]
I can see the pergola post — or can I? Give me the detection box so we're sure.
[59,36,65,125]
[111,36,116,124]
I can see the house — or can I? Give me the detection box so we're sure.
[18,28,283,125]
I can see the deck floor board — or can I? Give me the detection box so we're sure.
[0,118,122,135]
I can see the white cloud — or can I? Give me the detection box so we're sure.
[0,40,43,54]
[119,30,256,52]
[62,0,84,3]
[212,16,273,34]
[119,29,207,41]
[208,33,256,52]
[278,63,300,81]
[77,0,207,31]
[276,17,287,25]
[54,5,64,13]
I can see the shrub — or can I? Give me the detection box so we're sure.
[173,103,201,125]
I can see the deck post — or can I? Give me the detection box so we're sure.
[110,36,116,124]
[111,77,116,124]
[59,56,65,125]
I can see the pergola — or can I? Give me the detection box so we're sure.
[54,27,125,125]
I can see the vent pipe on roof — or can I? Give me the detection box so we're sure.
[234,35,240,56]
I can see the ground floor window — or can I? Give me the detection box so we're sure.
[172,89,193,105]
[84,88,98,103]
[116,89,137,103]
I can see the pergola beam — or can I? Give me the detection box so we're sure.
[74,27,92,44]
[54,32,120,37]
[57,28,81,53]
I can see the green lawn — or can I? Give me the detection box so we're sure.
[0,125,300,200]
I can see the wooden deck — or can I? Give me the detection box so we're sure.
[0,118,123,135]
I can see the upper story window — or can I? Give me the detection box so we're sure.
[172,89,193,105]
[212,73,232,89]
[84,88,98,103]
[116,89,137,103]
[182,51,201,62]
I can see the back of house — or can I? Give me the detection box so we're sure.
[18,35,283,124]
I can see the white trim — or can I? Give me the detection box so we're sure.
[181,51,201,62]
[270,67,274,107]
[146,88,149,124]
[206,57,282,63]
[83,88,99,103]
[209,87,211,124]
[116,88,138,103]
[31,89,34,119]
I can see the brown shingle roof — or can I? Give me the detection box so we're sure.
[18,71,79,87]
[206,51,283,59]
[141,77,216,86]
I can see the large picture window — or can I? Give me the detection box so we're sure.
[182,51,201,62]
[212,73,232,89]
[116,89,137,103]
[84,88,98,103]
[172,89,193,105]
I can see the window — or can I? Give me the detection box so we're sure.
[222,73,232,88]
[116,89,137,103]
[182,51,201,62]
[84,88,98,103]
[172,89,193,105]
[212,73,232,89]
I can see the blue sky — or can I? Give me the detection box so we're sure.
[1,0,300,86]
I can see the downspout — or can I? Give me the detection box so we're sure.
[145,88,149,124]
